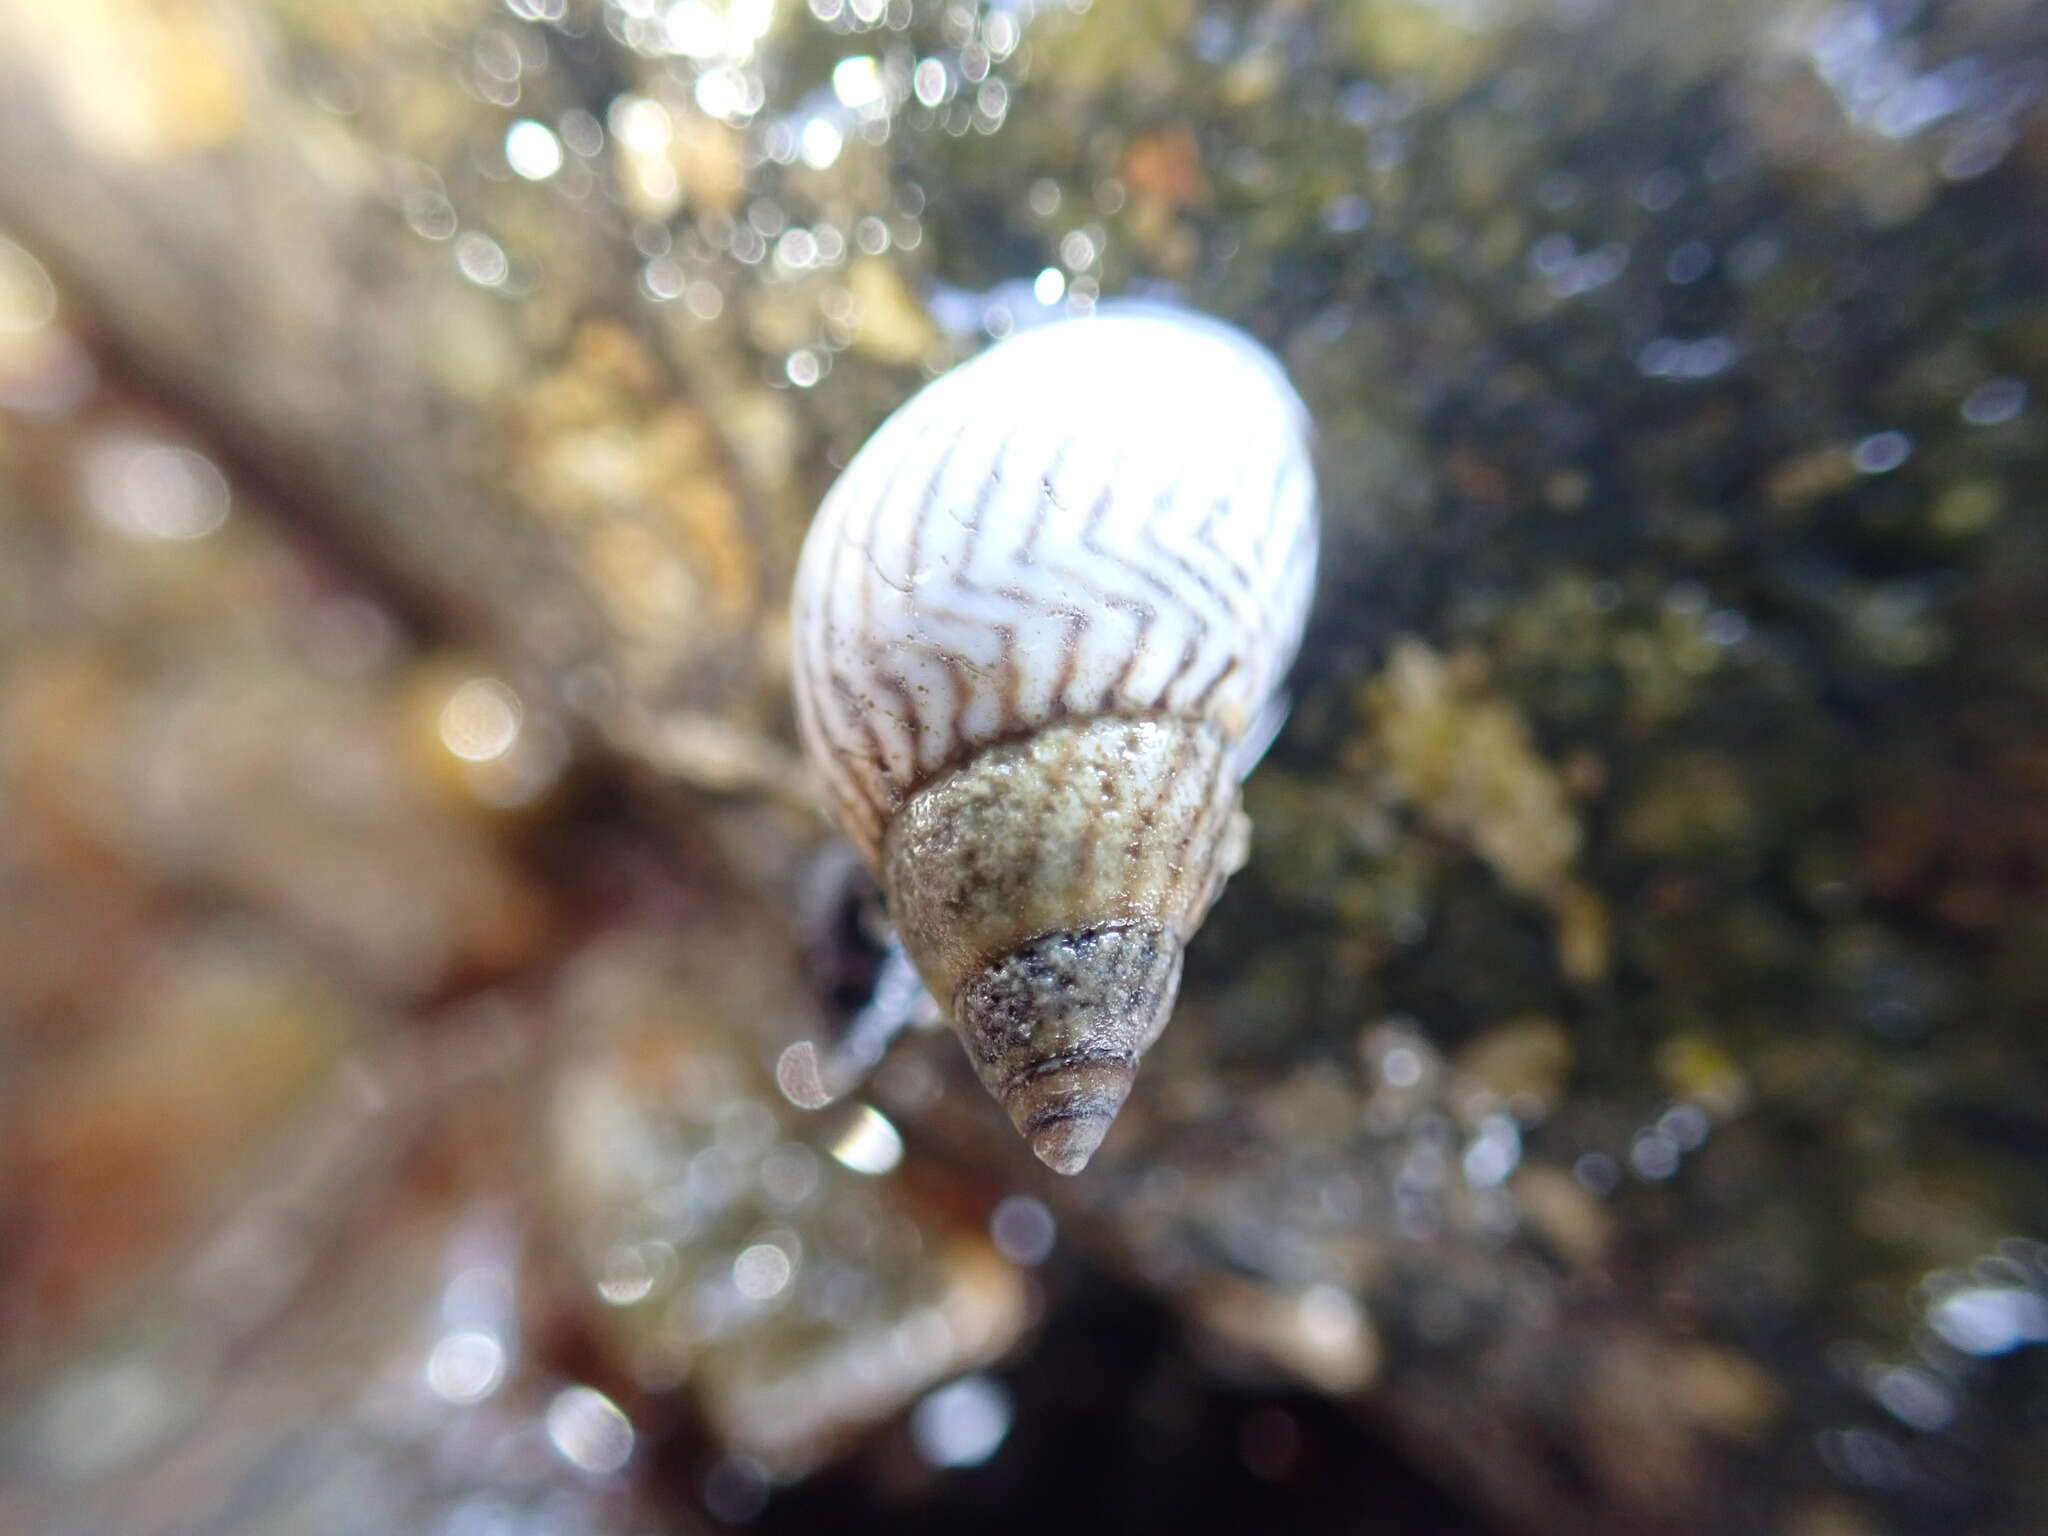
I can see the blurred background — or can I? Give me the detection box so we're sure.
[0,1,2044,1532]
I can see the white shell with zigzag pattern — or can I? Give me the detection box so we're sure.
[791,307,1318,865]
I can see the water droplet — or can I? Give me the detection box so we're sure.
[545,1385,635,1475]
[1960,377,2026,426]
[1629,1129,1680,1180]
[914,58,951,107]
[829,1104,903,1174]
[504,119,563,180]
[426,1331,506,1403]
[1928,1286,2048,1355]
[1852,430,1913,474]
[1381,1045,1425,1088]
[1665,240,1712,284]
[733,1239,796,1300]
[800,117,844,169]
[439,679,524,763]
[84,440,230,541]
[833,55,886,110]
[910,1375,1012,1467]
[989,1195,1056,1265]
[454,231,510,287]
[0,236,58,335]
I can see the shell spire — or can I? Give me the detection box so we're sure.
[791,306,1318,1172]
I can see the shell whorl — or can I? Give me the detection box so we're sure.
[790,307,1318,1172]
[791,309,1317,864]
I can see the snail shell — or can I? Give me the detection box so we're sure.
[791,307,1318,1173]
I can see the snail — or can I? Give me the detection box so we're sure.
[790,306,1318,1173]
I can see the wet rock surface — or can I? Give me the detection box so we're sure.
[0,2,2044,1532]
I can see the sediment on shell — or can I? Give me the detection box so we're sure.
[881,715,1239,1005]
[954,923,1184,1174]
[878,715,1239,1171]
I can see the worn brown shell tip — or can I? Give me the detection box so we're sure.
[958,923,1181,1175]
[1029,1104,1121,1177]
